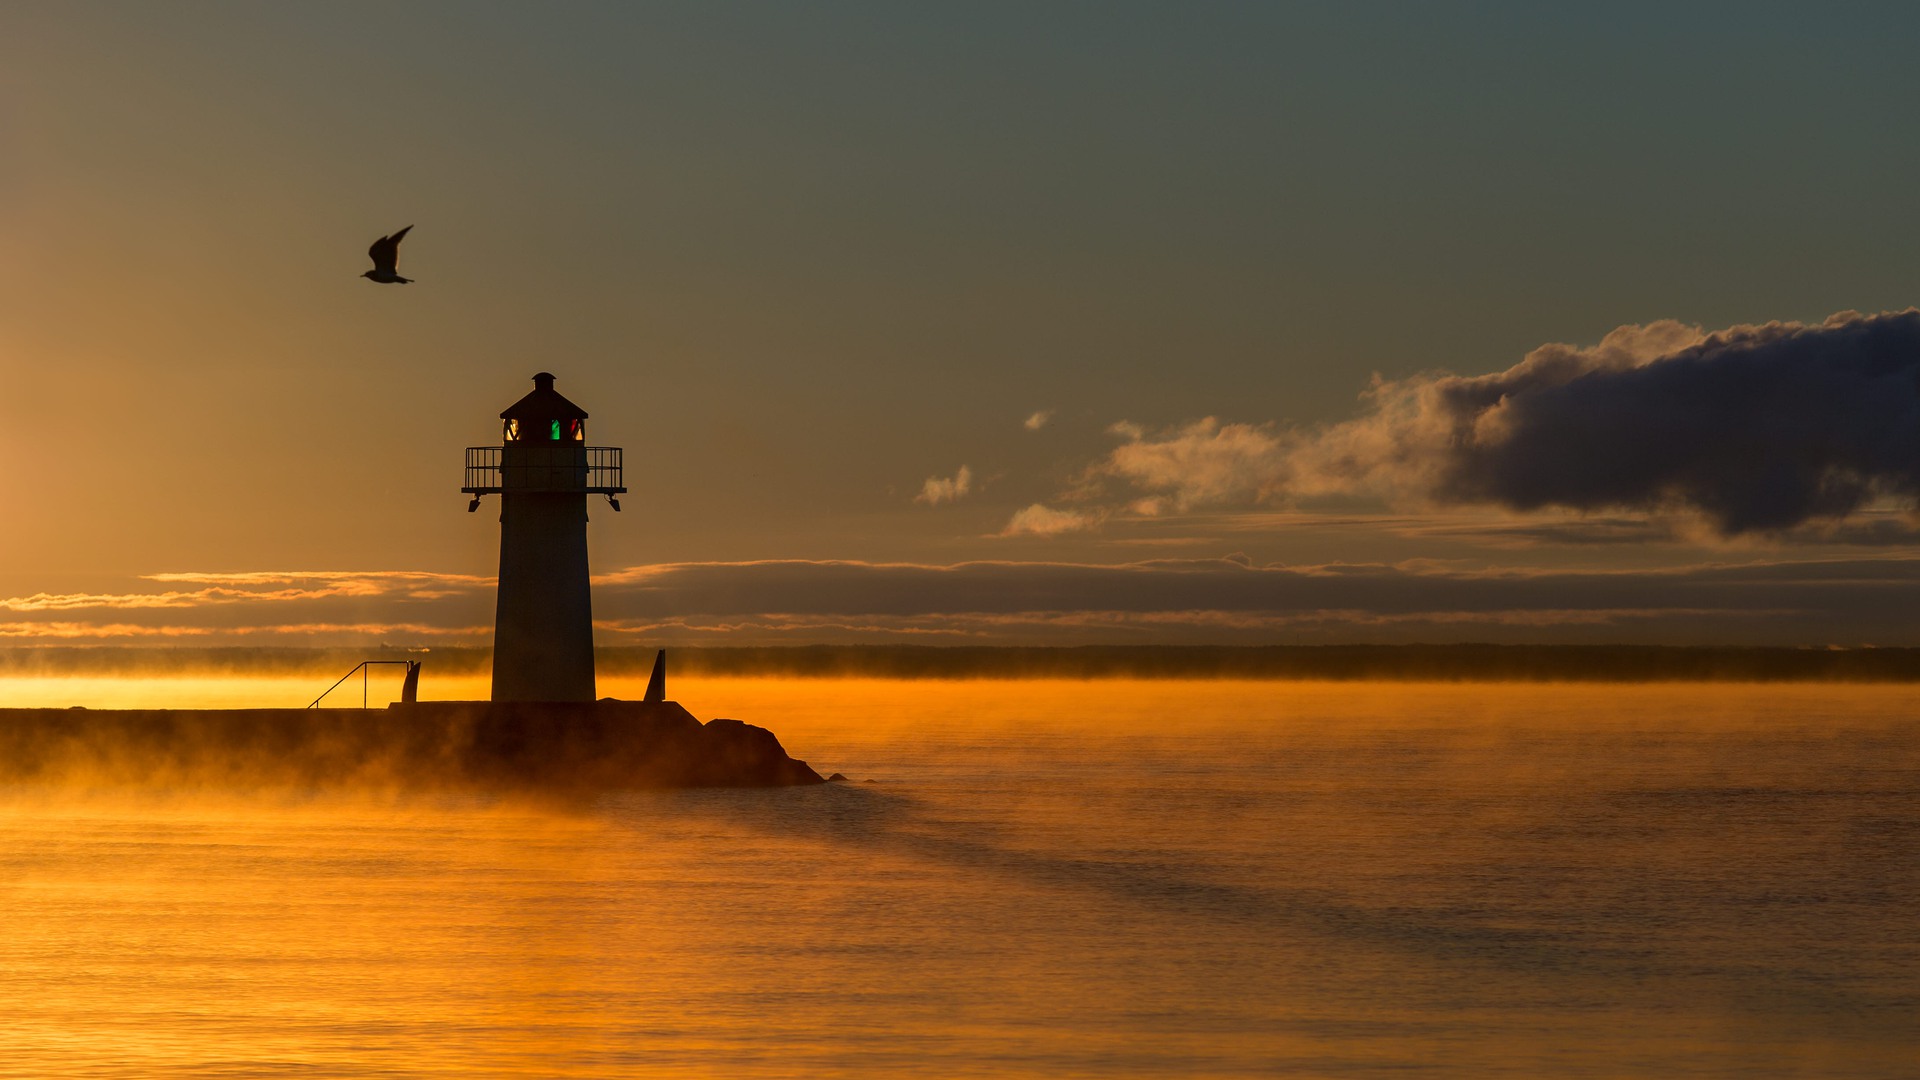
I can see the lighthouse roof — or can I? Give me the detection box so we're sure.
[501,372,588,421]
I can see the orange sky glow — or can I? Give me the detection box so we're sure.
[6,6,1920,649]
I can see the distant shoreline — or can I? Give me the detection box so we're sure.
[8,644,1920,682]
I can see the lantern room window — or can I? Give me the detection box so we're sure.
[502,418,585,442]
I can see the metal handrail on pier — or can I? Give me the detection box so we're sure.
[307,660,421,709]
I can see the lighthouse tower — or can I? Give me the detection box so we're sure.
[462,373,625,702]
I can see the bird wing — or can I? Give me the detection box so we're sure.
[367,225,413,272]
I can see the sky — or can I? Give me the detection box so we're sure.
[5,2,1920,647]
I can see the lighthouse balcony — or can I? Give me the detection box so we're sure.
[462,445,627,495]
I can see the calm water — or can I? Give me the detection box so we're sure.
[0,679,1914,1077]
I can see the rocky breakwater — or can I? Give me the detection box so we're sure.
[0,699,824,790]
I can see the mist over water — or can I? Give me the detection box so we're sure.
[0,679,1914,1076]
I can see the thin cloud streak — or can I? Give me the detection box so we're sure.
[5,585,390,612]
[0,621,489,640]
[3,570,494,613]
[143,571,493,586]
[0,622,219,639]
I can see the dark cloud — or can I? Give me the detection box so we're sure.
[1417,311,1920,533]
[1074,310,1920,541]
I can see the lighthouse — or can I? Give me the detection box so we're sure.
[463,373,625,702]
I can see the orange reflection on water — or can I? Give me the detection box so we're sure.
[0,678,1914,1075]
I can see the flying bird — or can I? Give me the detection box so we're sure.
[362,226,414,284]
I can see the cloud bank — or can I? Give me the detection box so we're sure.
[1047,310,1920,538]
[586,556,1920,646]
[9,557,1920,646]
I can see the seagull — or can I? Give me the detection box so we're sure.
[362,226,414,284]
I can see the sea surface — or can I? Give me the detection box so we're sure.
[0,677,1914,1077]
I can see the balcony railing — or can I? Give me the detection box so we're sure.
[463,446,625,495]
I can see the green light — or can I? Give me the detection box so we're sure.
[551,420,562,441]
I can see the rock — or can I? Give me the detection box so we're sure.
[826,772,848,782]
